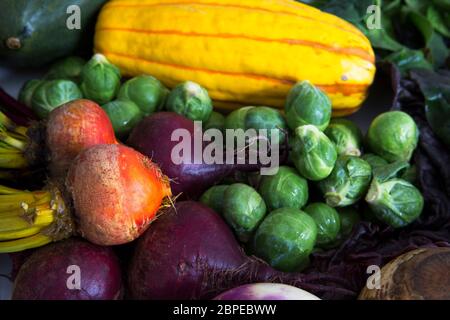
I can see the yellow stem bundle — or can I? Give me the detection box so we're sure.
[0,186,55,252]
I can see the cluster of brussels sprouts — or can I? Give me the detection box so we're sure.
[20,53,424,273]
[200,81,424,273]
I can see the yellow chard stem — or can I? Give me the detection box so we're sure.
[0,227,42,241]
[0,191,51,212]
[0,132,27,150]
[0,111,16,131]
[0,211,54,233]
[0,152,28,169]
[0,234,52,253]
[0,184,23,195]
[0,185,73,253]
[13,126,28,136]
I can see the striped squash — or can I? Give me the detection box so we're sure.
[94,0,376,116]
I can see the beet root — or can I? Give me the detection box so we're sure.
[66,144,172,246]
[128,201,354,300]
[12,238,122,300]
[127,112,234,199]
[46,99,117,178]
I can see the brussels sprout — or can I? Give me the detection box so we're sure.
[366,111,419,162]
[365,162,424,228]
[362,153,389,169]
[318,155,372,207]
[200,185,229,214]
[253,208,317,272]
[166,81,213,121]
[304,203,340,247]
[337,207,361,237]
[101,99,143,139]
[204,111,226,132]
[18,79,43,107]
[366,179,424,228]
[290,125,337,181]
[31,80,83,118]
[285,81,332,131]
[325,119,363,156]
[258,166,308,210]
[45,56,86,82]
[79,54,121,105]
[118,75,168,116]
[224,106,254,130]
[245,107,288,145]
[223,183,267,242]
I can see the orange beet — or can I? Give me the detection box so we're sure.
[66,144,171,246]
[46,99,117,178]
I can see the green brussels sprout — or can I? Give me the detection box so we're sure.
[365,161,424,228]
[304,203,340,247]
[204,111,225,132]
[18,79,43,107]
[366,111,419,162]
[366,179,424,228]
[253,208,317,272]
[244,107,288,145]
[79,54,121,105]
[101,99,143,139]
[31,80,83,118]
[290,125,337,181]
[318,155,372,207]
[224,106,254,130]
[362,153,389,169]
[285,81,332,131]
[325,119,363,156]
[200,185,229,214]
[258,166,308,210]
[223,183,267,242]
[45,56,86,82]
[118,75,168,116]
[337,207,361,236]
[166,81,213,121]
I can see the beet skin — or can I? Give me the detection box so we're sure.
[12,238,122,300]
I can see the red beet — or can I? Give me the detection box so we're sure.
[128,201,354,300]
[127,112,236,199]
[12,238,122,300]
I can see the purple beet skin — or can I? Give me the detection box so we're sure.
[127,112,235,199]
[128,201,346,300]
[12,238,122,300]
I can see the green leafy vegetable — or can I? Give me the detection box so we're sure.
[304,203,340,247]
[318,155,372,207]
[222,183,267,242]
[253,208,317,272]
[290,125,337,181]
[258,166,309,211]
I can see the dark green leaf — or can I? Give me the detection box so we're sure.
[385,48,433,75]
[427,6,450,37]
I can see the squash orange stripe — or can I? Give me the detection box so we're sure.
[97,27,375,63]
[104,1,368,41]
[100,50,368,96]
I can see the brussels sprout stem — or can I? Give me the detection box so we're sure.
[324,192,344,207]
[365,181,380,203]
[0,185,73,253]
